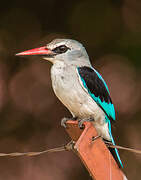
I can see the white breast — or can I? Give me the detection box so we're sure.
[51,62,104,120]
[51,61,110,140]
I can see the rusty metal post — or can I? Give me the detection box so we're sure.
[66,120,126,180]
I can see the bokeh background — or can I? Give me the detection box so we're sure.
[0,0,141,179]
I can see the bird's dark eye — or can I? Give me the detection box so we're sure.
[52,45,70,54]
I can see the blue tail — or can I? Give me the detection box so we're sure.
[108,120,123,168]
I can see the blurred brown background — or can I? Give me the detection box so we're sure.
[0,0,141,179]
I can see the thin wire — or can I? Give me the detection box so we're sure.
[0,141,75,157]
[0,141,140,158]
[0,147,66,157]
[106,142,141,154]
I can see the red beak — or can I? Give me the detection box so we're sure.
[16,46,53,56]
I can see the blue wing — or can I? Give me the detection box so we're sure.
[77,66,123,168]
[77,66,115,122]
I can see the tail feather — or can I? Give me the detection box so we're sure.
[108,121,123,168]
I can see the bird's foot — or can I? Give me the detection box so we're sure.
[61,117,77,128]
[103,139,112,145]
[78,117,94,129]
[92,135,101,141]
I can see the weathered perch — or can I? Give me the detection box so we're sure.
[65,120,127,180]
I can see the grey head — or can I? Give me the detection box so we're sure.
[16,38,92,67]
[44,39,91,66]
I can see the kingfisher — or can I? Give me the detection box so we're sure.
[16,38,123,168]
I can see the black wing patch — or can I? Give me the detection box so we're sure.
[78,66,112,103]
[78,66,116,121]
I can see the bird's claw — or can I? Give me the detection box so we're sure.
[78,118,94,129]
[61,117,77,128]
[92,135,101,141]
[78,120,85,129]
[61,118,69,128]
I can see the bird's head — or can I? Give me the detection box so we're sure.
[16,39,91,66]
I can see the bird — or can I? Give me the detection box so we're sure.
[16,38,123,168]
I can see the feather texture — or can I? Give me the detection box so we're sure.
[77,66,115,121]
[77,66,123,168]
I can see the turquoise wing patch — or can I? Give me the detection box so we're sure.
[77,67,116,121]
[77,67,123,167]
[93,68,110,94]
